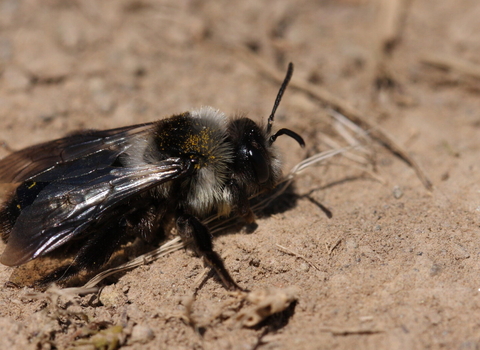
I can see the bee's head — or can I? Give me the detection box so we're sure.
[227,63,305,193]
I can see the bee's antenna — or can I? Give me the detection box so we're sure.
[267,62,294,135]
[270,128,305,148]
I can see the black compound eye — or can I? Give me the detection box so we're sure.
[248,146,269,184]
[232,120,272,185]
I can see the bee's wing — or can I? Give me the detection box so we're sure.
[0,123,154,183]
[0,157,194,266]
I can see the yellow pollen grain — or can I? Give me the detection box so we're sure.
[183,128,213,157]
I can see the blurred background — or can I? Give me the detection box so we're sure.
[1,1,480,349]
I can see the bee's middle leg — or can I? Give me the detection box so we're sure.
[176,214,244,291]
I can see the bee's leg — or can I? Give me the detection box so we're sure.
[229,180,256,224]
[125,203,167,244]
[36,220,129,286]
[176,214,244,291]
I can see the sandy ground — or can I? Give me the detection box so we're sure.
[0,0,480,349]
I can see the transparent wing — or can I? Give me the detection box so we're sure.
[0,157,194,266]
[0,123,154,183]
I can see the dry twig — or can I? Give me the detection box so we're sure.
[371,0,413,90]
[276,244,323,272]
[376,0,412,54]
[320,326,383,336]
[325,239,342,256]
[420,54,480,80]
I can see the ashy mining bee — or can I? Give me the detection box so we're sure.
[0,63,304,291]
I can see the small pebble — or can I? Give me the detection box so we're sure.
[99,284,124,308]
[130,324,155,344]
[249,258,260,267]
[393,186,403,199]
[299,262,310,272]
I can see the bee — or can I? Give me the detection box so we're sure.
[0,63,304,291]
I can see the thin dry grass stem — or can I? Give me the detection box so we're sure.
[325,239,342,256]
[238,47,432,190]
[333,121,364,150]
[329,110,377,175]
[329,109,372,149]
[420,54,480,80]
[319,326,383,336]
[375,0,412,55]
[318,133,370,166]
[325,161,387,185]
[193,267,212,290]
[371,0,413,83]
[74,237,185,291]
[276,244,323,272]
[286,148,348,180]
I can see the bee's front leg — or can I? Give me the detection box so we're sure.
[176,214,244,291]
[229,180,256,224]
